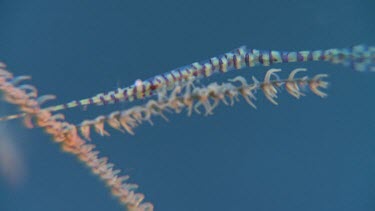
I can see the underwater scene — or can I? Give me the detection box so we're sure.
[0,0,374,211]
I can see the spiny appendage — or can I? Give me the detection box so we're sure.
[30,44,368,113]
[0,62,154,211]
[1,43,368,123]
[76,68,328,140]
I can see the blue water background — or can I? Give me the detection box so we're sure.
[0,0,375,211]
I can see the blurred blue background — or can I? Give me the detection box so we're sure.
[0,0,375,211]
